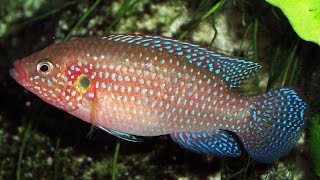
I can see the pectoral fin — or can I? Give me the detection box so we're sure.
[99,126,143,142]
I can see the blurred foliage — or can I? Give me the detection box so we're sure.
[310,114,320,177]
[0,115,158,179]
[0,0,46,37]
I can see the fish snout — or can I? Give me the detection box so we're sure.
[10,60,28,85]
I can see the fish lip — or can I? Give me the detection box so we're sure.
[10,60,28,85]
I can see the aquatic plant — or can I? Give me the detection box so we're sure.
[310,114,320,177]
[266,0,320,45]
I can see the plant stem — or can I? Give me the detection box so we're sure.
[281,42,299,87]
[112,139,121,180]
[253,18,259,61]
[53,138,61,180]
[105,0,140,35]
[179,0,225,39]
[64,0,103,41]
[16,120,33,180]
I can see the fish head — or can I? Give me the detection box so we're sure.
[10,42,78,111]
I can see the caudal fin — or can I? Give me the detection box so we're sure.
[238,88,307,163]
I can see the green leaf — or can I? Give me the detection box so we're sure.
[266,0,320,45]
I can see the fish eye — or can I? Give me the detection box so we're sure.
[36,59,54,76]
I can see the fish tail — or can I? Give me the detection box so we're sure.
[238,88,307,163]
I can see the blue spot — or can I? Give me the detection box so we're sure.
[111,73,116,80]
[47,80,52,87]
[88,93,94,98]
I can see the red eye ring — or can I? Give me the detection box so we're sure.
[36,59,54,76]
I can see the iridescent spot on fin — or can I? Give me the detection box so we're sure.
[99,126,143,142]
[170,130,241,157]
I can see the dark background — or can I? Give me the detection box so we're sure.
[0,0,319,179]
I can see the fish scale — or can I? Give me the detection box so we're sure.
[10,34,307,163]
[62,39,250,135]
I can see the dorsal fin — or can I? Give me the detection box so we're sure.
[105,34,262,88]
[99,126,143,142]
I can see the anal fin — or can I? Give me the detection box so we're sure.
[170,129,241,157]
[99,126,143,142]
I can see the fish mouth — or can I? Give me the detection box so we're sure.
[9,60,28,85]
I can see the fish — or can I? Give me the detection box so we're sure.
[10,34,307,163]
